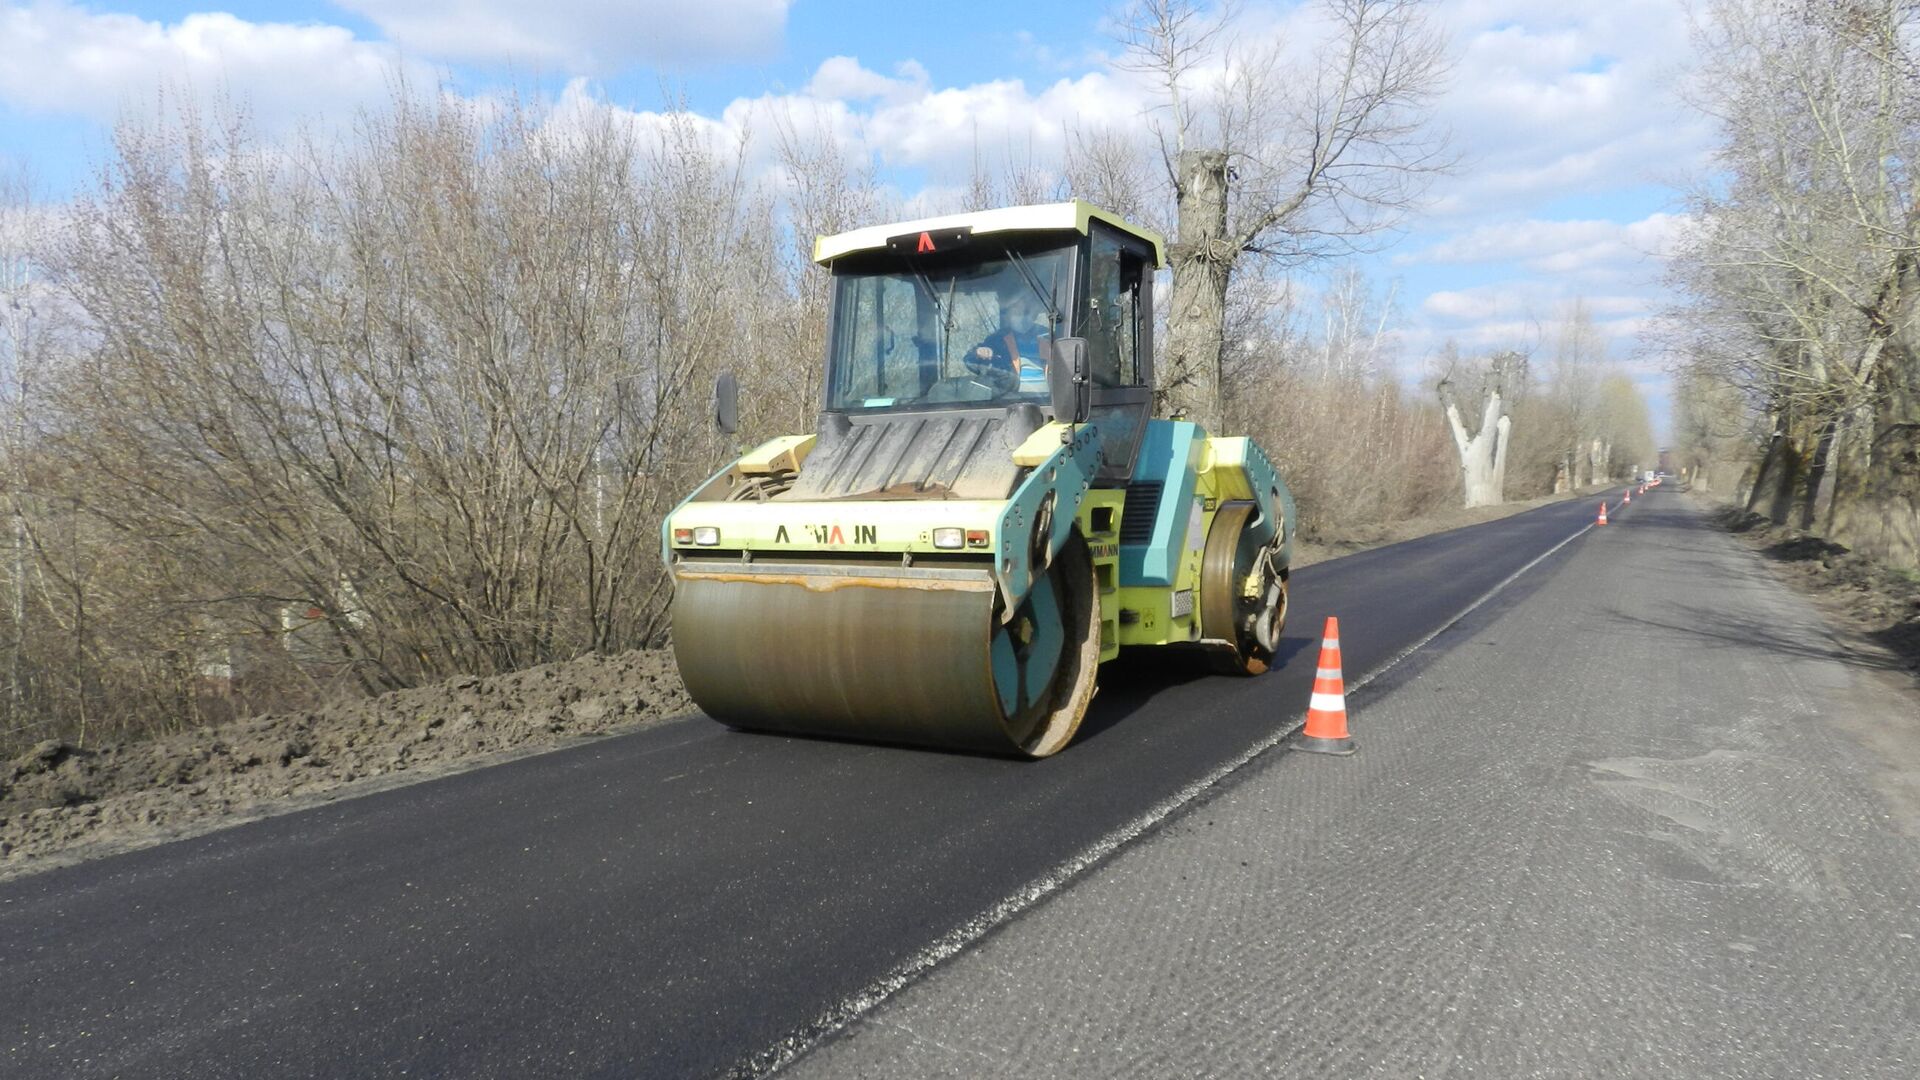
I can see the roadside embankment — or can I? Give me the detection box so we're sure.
[1,649,690,879]
[1705,497,1920,679]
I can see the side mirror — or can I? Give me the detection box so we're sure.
[1048,337,1092,425]
[713,371,739,436]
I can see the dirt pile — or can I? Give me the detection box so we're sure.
[1715,505,1920,676]
[1,649,690,878]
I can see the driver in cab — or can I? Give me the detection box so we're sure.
[968,286,1054,394]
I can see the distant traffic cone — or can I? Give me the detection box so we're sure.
[1623,489,1631,504]
[1290,616,1356,756]
[1597,502,1609,526]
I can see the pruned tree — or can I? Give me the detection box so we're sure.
[1115,0,1451,428]
[1437,349,1526,508]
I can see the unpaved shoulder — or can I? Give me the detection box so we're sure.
[1,649,691,881]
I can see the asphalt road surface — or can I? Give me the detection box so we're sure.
[787,489,1920,1078]
[7,487,1912,1078]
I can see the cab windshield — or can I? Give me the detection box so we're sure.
[825,240,1075,411]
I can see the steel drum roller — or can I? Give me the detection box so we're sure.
[671,541,1100,757]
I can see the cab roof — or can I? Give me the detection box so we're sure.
[811,199,1166,269]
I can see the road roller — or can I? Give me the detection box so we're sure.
[661,200,1296,757]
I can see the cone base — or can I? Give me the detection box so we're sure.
[1289,732,1356,756]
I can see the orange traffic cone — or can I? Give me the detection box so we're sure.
[1623,489,1631,504]
[1597,502,1609,526]
[1290,616,1356,756]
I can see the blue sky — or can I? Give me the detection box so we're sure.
[0,1,1712,437]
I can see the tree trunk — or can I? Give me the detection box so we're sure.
[1800,412,1840,531]
[1829,358,1920,568]
[1162,148,1231,431]
[1441,386,1511,508]
[1764,437,1804,525]
[1747,428,1795,521]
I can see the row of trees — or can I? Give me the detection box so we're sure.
[1666,0,1920,567]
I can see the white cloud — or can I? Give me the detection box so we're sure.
[0,2,424,126]
[1405,213,1687,272]
[1422,284,1649,323]
[332,0,791,72]
[1425,0,1713,216]
[595,56,1152,188]
[806,57,929,103]
[1423,287,1521,322]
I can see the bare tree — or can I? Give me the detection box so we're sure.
[769,106,886,433]
[1116,0,1451,427]
[1063,127,1161,226]
[0,166,35,733]
[1550,299,1605,486]
[1436,348,1525,508]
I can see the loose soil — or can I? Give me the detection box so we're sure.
[0,483,1623,882]
[1,649,691,880]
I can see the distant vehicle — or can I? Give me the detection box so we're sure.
[1644,470,1657,483]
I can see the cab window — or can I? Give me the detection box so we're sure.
[1085,229,1144,387]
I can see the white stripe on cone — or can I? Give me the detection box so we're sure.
[1316,667,1341,680]
[1309,692,1346,713]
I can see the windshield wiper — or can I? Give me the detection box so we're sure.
[1006,247,1062,336]
[901,258,962,376]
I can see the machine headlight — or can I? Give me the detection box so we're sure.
[693,527,721,546]
[932,527,965,550]
[672,528,693,545]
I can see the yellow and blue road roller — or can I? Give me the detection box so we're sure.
[663,201,1295,757]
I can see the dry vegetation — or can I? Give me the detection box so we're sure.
[1713,504,1920,678]
[1,99,801,754]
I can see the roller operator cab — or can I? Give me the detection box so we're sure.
[663,200,1297,757]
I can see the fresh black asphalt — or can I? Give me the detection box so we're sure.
[1,492,1622,1079]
